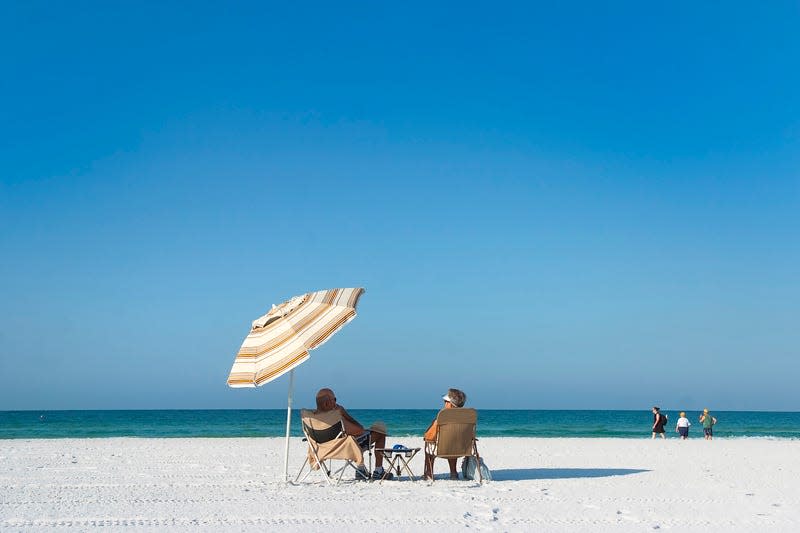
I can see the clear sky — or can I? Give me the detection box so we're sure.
[1,1,798,411]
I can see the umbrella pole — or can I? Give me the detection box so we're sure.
[283,369,295,482]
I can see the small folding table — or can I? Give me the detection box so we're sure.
[374,446,421,481]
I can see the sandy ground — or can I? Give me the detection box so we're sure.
[1,437,799,532]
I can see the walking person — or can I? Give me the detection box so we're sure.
[675,411,691,439]
[651,406,667,439]
[699,408,717,440]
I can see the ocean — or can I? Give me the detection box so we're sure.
[1,409,799,439]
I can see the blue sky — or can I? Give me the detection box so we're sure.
[1,1,798,411]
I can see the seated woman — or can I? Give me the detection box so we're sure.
[423,388,467,480]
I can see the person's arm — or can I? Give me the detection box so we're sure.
[336,406,364,436]
[653,414,659,429]
[712,417,717,425]
[424,420,437,442]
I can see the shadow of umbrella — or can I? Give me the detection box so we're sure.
[491,468,650,481]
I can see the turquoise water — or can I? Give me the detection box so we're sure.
[1,410,798,439]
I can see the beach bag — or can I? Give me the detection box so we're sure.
[462,456,492,481]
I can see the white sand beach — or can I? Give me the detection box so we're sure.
[1,437,798,532]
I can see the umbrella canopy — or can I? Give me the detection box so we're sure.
[227,287,365,387]
[226,287,365,481]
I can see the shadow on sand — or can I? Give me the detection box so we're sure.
[491,468,650,481]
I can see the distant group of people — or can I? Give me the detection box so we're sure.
[651,406,717,440]
[312,386,468,481]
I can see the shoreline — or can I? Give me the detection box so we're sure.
[2,437,799,531]
[4,409,799,440]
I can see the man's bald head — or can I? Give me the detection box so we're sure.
[316,388,335,411]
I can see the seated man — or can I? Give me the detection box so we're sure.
[314,388,391,480]
[423,388,467,480]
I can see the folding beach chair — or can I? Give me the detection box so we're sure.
[424,407,483,482]
[295,409,365,485]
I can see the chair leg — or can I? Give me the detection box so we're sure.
[474,442,483,483]
[298,447,365,486]
[425,454,435,482]
[295,457,310,484]
[339,460,360,484]
[423,443,435,481]
[308,457,335,485]
[321,459,340,485]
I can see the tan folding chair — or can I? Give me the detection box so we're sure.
[294,409,365,485]
[424,407,483,482]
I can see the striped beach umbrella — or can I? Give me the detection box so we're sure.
[226,287,365,480]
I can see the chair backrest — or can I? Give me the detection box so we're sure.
[300,409,345,443]
[434,407,477,457]
[299,409,363,464]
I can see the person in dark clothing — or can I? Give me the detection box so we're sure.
[651,406,667,439]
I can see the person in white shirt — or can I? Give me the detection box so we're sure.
[675,411,691,440]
